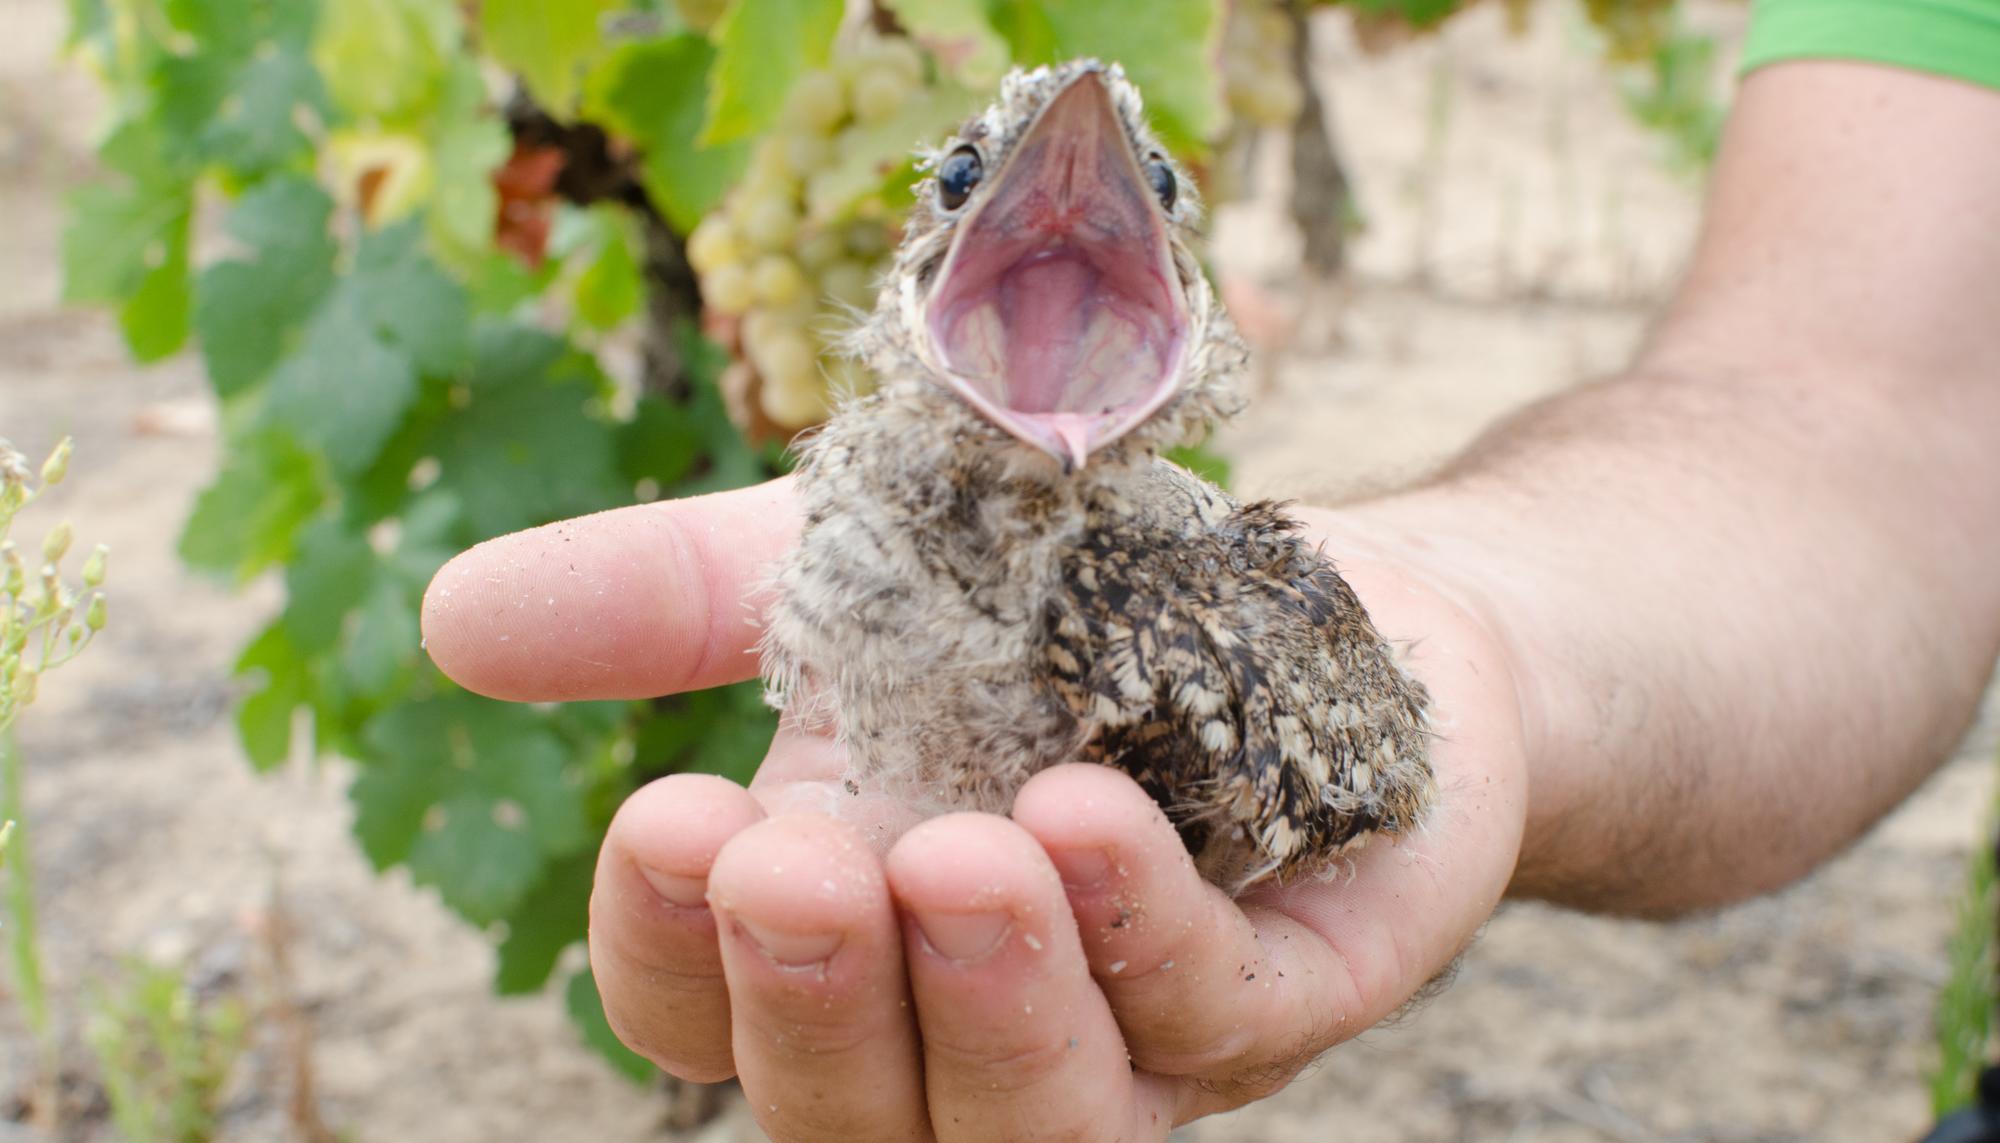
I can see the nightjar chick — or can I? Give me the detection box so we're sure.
[761,59,1433,891]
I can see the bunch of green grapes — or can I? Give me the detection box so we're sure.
[686,35,930,432]
[1223,0,1306,129]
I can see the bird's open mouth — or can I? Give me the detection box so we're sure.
[926,72,1187,468]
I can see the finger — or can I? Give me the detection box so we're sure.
[752,726,927,850]
[1012,765,1348,1098]
[421,479,798,702]
[707,814,930,1143]
[589,773,766,1081]
[886,814,1180,1143]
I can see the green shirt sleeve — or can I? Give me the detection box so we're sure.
[1742,0,2000,92]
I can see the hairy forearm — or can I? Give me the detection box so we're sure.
[1331,62,2000,916]
[1351,368,1997,915]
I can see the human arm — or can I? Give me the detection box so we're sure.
[1330,59,2000,915]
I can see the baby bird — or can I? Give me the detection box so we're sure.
[761,60,1433,890]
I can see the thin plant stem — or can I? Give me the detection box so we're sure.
[1929,739,2000,1114]
[1,724,52,1053]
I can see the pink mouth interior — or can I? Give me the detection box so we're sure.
[926,77,1186,464]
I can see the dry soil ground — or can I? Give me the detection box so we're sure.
[3,3,1994,1141]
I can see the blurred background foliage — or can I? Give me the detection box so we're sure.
[56,0,1725,1079]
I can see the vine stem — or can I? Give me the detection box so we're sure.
[1287,0,1354,279]
[0,722,57,1124]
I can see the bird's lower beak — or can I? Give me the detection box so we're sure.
[926,70,1188,469]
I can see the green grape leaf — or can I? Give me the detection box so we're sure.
[882,0,1011,85]
[153,0,326,176]
[354,697,591,923]
[413,791,547,925]
[586,34,747,233]
[282,515,377,654]
[180,430,325,580]
[195,176,338,397]
[616,393,705,490]
[256,223,466,476]
[349,720,439,870]
[464,318,568,386]
[549,698,633,746]
[985,0,1057,69]
[426,321,623,537]
[384,489,471,593]
[463,247,558,315]
[494,850,593,995]
[221,171,338,254]
[700,0,845,146]
[565,968,655,1083]
[314,0,459,123]
[682,390,774,492]
[1164,442,1231,488]
[352,220,473,377]
[63,129,196,362]
[427,61,511,264]
[479,0,618,113]
[340,380,450,524]
[648,321,779,495]
[117,222,192,362]
[1001,0,1224,150]
[340,576,421,697]
[198,269,291,397]
[570,209,642,331]
[152,52,238,160]
[260,291,420,477]
[207,48,327,172]
[234,621,312,771]
[164,0,310,50]
[684,687,777,784]
[61,161,192,309]
[630,682,773,785]
[439,719,589,904]
[675,317,729,386]
[631,689,730,771]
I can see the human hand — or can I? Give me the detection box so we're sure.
[421,479,1528,1141]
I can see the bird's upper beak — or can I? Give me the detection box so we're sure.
[925,69,1188,470]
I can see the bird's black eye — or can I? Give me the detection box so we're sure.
[937,146,984,211]
[1145,157,1177,211]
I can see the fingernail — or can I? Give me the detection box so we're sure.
[911,910,1012,962]
[734,916,844,968]
[639,866,709,909]
[1047,846,1114,890]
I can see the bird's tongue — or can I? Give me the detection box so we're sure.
[1002,254,1096,412]
[927,73,1186,468]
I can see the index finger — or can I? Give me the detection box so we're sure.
[421,478,798,701]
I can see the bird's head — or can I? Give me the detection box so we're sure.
[873,60,1244,471]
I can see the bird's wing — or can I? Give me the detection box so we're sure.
[1046,460,1432,886]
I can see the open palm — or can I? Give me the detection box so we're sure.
[422,478,1527,1141]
